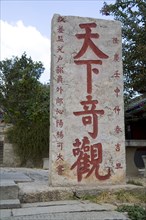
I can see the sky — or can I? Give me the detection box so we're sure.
[1,0,115,83]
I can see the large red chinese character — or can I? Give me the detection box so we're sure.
[71,136,111,182]
[74,23,109,59]
[74,60,102,94]
[74,95,104,139]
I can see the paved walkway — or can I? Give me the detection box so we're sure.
[1,200,130,220]
[1,167,145,220]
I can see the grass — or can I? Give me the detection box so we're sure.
[79,190,146,220]
[127,179,143,186]
[75,186,146,220]
[117,204,146,220]
[79,189,146,204]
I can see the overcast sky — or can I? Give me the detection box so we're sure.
[1,0,115,83]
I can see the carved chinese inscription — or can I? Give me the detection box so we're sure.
[50,14,125,186]
[71,22,111,182]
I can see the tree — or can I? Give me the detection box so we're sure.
[0,53,50,166]
[100,0,146,101]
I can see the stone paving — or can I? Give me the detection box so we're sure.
[1,200,130,220]
[0,167,145,220]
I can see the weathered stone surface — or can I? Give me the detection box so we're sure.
[50,14,126,187]
[3,143,20,167]
[1,172,32,183]
[0,209,12,218]
[0,212,130,220]
[0,199,21,209]
[0,180,19,200]
[43,158,49,169]
[18,183,73,203]
[1,201,129,220]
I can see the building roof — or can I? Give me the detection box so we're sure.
[125,93,146,120]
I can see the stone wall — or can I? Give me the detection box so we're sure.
[0,123,20,167]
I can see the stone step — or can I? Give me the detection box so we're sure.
[0,200,130,220]
[0,199,21,209]
[0,180,19,200]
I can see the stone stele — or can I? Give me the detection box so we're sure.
[49,14,126,187]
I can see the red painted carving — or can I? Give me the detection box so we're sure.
[56,66,64,74]
[74,95,104,139]
[113,70,120,78]
[57,55,63,63]
[57,131,64,139]
[74,23,109,59]
[74,60,102,94]
[56,153,64,161]
[57,142,63,150]
[115,143,121,152]
[57,75,63,83]
[56,108,64,115]
[71,136,111,182]
[57,86,63,94]
[57,35,64,42]
[115,125,122,134]
[56,97,63,105]
[115,162,123,169]
[57,16,66,23]
[114,87,120,97]
[113,106,120,115]
[112,37,119,44]
[114,53,120,62]
[57,46,64,53]
[56,119,63,128]
[57,25,64,33]
[56,165,64,175]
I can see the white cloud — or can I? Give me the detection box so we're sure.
[0,20,50,83]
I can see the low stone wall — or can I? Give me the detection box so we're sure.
[0,123,20,167]
[3,142,20,167]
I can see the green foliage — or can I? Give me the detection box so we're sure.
[117,204,146,220]
[101,0,146,101]
[80,189,146,204]
[0,52,45,123]
[0,53,49,166]
[7,121,49,166]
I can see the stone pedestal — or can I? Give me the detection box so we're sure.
[43,158,49,170]
[126,147,139,176]
[49,14,126,186]
[142,155,146,177]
